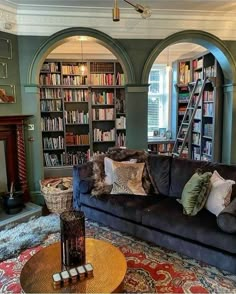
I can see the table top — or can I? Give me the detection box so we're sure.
[20,238,127,293]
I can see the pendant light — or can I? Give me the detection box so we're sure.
[78,38,87,76]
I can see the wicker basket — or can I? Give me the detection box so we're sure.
[40,177,73,214]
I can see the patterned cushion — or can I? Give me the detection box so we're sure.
[178,170,212,216]
[111,161,146,195]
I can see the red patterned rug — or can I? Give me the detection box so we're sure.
[0,219,236,293]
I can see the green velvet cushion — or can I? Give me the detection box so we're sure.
[180,171,212,216]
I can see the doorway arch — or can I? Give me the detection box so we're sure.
[142,30,236,164]
[142,30,236,84]
[27,27,135,85]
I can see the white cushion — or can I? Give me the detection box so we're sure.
[205,170,235,216]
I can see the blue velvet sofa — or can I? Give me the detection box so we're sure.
[73,154,236,274]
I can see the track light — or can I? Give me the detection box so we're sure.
[113,0,152,22]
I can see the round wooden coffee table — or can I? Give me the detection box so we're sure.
[20,238,127,293]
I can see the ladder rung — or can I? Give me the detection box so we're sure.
[187,107,194,110]
[182,122,189,125]
[172,152,180,157]
[177,138,184,141]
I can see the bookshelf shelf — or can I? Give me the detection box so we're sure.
[172,51,223,162]
[40,59,126,169]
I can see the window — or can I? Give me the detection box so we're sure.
[148,64,169,137]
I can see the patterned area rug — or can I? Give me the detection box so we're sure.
[0,217,236,293]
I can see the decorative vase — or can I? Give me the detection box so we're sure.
[60,210,86,268]
[2,182,24,214]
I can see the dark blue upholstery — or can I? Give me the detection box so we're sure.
[73,154,236,274]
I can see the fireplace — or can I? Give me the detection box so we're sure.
[0,115,31,202]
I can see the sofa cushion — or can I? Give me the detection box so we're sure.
[141,197,236,254]
[80,192,166,223]
[111,161,146,195]
[205,170,235,216]
[169,158,209,197]
[217,198,236,233]
[147,154,171,196]
[179,171,212,216]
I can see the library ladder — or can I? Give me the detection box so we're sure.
[172,77,209,158]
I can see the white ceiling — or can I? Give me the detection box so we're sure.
[0,0,236,40]
[0,0,233,62]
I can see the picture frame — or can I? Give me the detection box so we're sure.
[0,85,16,103]
[0,38,12,59]
[0,63,8,79]
[159,128,166,138]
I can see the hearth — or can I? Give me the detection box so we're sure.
[0,202,42,231]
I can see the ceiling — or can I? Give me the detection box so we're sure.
[0,0,236,40]
[0,0,233,62]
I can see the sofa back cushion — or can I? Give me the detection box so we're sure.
[169,158,209,198]
[147,154,171,196]
[169,157,236,199]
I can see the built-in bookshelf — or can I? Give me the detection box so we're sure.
[172,51,223,162]
[39,60,126,168]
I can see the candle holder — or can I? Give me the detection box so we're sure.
[60,210,86,268]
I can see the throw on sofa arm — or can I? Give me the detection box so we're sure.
[73,162,94,210]
[217,197,236,233]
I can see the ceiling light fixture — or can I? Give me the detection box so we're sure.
[78,38,87,76]
[112,0,152,22]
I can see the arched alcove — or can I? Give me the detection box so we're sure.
[27,27,135,85]
[142,30,236,84]
[142,30,236,164]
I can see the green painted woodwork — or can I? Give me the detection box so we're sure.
[126,85,149,150]
[1,28,236,198]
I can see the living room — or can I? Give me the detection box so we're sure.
[1,0,236,292]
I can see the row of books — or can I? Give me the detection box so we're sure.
[41,117,64,132]
[43,136,64,150]
[40,100,62,112]
[91,91,114,105]
[203,103,213,116]
[62,76,87,86]
[179,62,191,84]
[203,90,214,101]
[178,92,189,102]
[64,89,88,102]
[62,64,85,75]
[203,123,213,137]
[92,108,114,120]
[193,121,201,132]
[93,128,115,142]
[193,58,203,69]
[66,133,89,145]
[90,73,114,86]
[43,151,90,167]
[41,62,60,72]
[203,141,212,156]
[192,133,201,145]
[116,133,126,147]
[40,88,62,99]
[205,66,216,78]
[116,116,126,129]
[65,110,89,124]
[193,71,203,81]
[40,73,61,85]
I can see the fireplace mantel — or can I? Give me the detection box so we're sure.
[0,114,33,202]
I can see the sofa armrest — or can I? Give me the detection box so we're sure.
[72,162,94,210]
[217,198,236,233]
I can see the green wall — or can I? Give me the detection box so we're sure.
[1,29,236,199]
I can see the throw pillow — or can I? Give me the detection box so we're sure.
[104,157,138,186]
[179,170,212,216]
[110,160,146,195]
[91,149,153,196]
[205,170,235,216]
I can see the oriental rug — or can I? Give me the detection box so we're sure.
[0,215,236,293]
